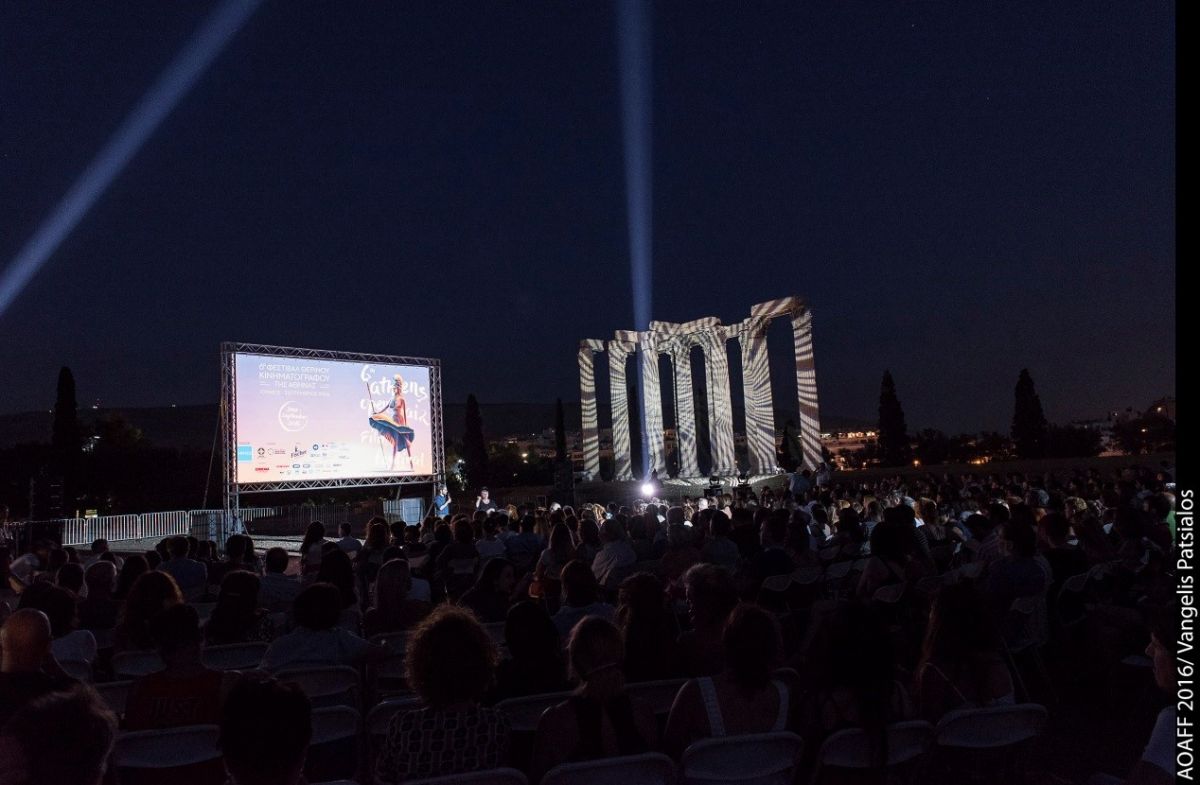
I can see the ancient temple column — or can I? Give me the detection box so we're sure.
[577,339,605,481]
[738,317,777,476]
[790,307,823,470]
[671,341,700,478]
[700,327,737,476]
[607,336,637,482]
[638,332,665,478]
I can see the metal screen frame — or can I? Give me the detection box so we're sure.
[221,342,445,516]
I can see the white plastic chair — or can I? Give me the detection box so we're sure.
[681,731,804,785]
[625,678,688,718]
[809,721,934,784]
[95,679,135,719]
[276,665,361,709]
[405,768,528,785]
[113,724,221,768]
[543,752,675,785]
[311,704,361,745]
[368,633,408,693]
[58,658,93,682]
[495,690,573,732]
[935,703,1048,749]
[112,650,165,679]
[202,641,269,670]
[932,704,1048,782]
[307,706,362,782]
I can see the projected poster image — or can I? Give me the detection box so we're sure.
[234,353,434,483]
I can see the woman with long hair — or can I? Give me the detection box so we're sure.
[664,604,792,759]
[808,601,910,766]
[355,517,391,599]
[204,570,274,645]
[364,559,430,637]
[534,523,575,612]
[575,518,603,566]
[299,522,327,584]
[617,571,680,681]
[916,582,1013,721]
[491,601,569,702]
[114,571,183,653]
[531,616,657,782]
[458,557,516,624]
[315,548,358,610]
[113,554,149,601]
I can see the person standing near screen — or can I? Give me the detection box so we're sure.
[433,486,452,518]
[368,374,416,472]
[476,488,497,513]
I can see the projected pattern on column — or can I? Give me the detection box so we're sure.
[577,339,606,481]
[579,296,821,480]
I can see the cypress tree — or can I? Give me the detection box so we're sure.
[1012,369,1049,459]
[877,370,911,467]
[462,394,488,490]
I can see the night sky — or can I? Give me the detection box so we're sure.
[0,2,1174,434]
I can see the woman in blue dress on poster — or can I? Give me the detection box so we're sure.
[369,374,416,472]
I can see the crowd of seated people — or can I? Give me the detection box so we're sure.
[0,460,1181,784]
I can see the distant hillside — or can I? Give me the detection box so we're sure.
[0,402,871,449]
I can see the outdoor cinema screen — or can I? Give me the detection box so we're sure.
[233,352,435,484]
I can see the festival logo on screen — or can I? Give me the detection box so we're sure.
[277,401,308,432]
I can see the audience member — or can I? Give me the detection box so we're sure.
[916,583,1014,720]
[17,582,96,666]
[491,601,569,702]
[299,522,327,583]
[677,563,739,677]
[617,571,680,681]
[0,609,75,725]
[159,535,208,601]
[375,606,509,783]
[125,604,234,729]
[114,570,183,653]
[364,559,430,637]
[78,561,120,631]
[531,615,657,781]
[553,559,616,637]
[1,683,116,785]
[219,675,312,785]
[259,547,302,614]
[261,583,376,671]
[335,522,363,555]
[664,604,791,758]
[591,517,636,590]
[458,557,518,623]
[205,570,275,645]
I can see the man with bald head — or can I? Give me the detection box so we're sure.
[0,609,75,725]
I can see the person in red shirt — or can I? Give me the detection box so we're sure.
[124,603,234,730]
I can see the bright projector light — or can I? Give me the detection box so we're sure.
[640,482,654,498]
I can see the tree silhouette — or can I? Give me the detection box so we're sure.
[877,370,911,467]
[1011,369,1049,459]
[51,366,81,503]
[462,394,488,490]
